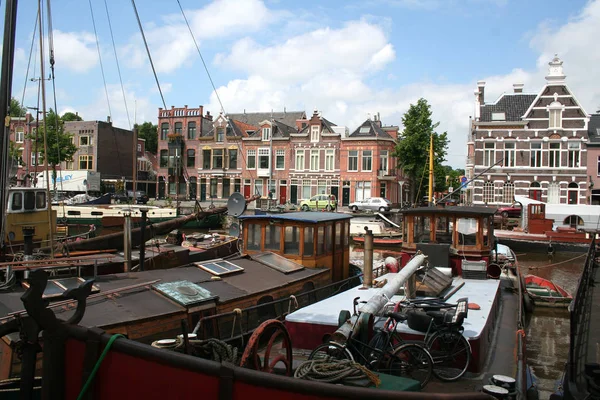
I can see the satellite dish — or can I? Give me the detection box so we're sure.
[229,223,240,237]
[227,192,246,216]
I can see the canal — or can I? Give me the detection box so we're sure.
[349,245,586,400]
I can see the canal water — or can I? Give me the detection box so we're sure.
[349,245,586,400]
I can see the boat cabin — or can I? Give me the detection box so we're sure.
[400,206,497,276]
[4,187,55,245]
[237,212,352,282]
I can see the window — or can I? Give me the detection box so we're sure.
[325,224,333,253]
[268,179,276,197]
[325,149,334,171]
[302,179,312,199]
[161,123,168,140]
[15,127,24,142]
[530,142,541,167]
[247,224,261,251]
[65,161,74,170]
[137,144,142,153]
[379,150,388,172]
[160,150,168,167]
[187,149,195,167]
[210,178,218,198]
[597,155,600,176]
[362,150,372,171]
[79,155,93,170]
[483,142,495,167]
[568,142,580,168]
[216,128,224,142]
[503,181,514,204]
[174,122,182,134]
[79,136,91,146]
[295,150,305,170]
[491,112,505,121]
[222,178,230,198]
[255,180,263,196]
[212,149,223,169]
[503,142,515,167]
[229,149,238,169]
[31,152,40,166]
[317,180,326,195]
[276,149,285,169]
[303,227,314,256]
[247,149,256,169]
[310,149,319,171]
[203,149,211,169]
[548,101,563,129]
[284,226,300,255]
[11,192,22,211]
[311,125,319,142]
[316,226,325,256]
[265,225,280,251]
[568,182,578,205]
[548,182,560,204]
[483,181,494,203]
[35,192,46,209]
[187,122,196,139]
[258,148,270,169]
[549,142,561,168]
[262,127,271,141]
[348,150,358,171]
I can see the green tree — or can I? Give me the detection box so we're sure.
[27,109,77,191]
[9,97,26,117]
[393,98,449,203]
[61,111,83,121]
[135,121,158,153]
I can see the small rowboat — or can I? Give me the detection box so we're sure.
[525,274,572,308]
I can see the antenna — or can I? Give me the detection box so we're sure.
[227,192,246,217]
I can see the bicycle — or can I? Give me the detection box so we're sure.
[308,298,434,389]
[386,297,472,382]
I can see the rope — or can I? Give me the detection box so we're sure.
[151,337,238,363]
[294,359,380,387]
[77,334,124,400]
[88,0,112,120]
[527,253,585,270]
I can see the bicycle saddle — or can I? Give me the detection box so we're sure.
[385,312,408,322]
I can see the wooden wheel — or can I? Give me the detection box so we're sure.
[239,320,293,376]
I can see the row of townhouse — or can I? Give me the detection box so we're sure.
[466,56,600,206]
[156,108,404,206]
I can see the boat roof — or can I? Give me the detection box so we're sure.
[238,212,352,223]
[402,206,497,217]
[286,272,501,340]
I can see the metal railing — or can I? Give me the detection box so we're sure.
[568,237,596,390]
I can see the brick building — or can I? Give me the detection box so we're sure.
[586,114,600,204]
[468,56,591,205]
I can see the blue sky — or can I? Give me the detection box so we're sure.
[7,0,600,167]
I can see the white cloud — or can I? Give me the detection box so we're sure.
[52,30,98,73]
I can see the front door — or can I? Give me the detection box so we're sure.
[279,185,287,204]
[342,187,350,206]
[244,184,251,199]
[189,178,197,200]
[331,186,339,202]
[290,185,298,204]
[200,178,206,201]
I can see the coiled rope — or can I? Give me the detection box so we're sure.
[151,337,238,364]
[294,359,380,387]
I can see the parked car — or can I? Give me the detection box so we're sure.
[112,190,149,205]
[348,197,392,212]
[496,203,522,218]
[300,194,337,211]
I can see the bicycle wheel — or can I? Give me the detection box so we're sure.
[308,341,354,362]
[385,343,433,389]
[426,330,471,381]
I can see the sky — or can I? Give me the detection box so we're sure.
[6,0,600,168]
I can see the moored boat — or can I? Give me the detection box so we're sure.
[525,274,572,307]
[350,215,402,246]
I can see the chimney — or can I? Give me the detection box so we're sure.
[513,83,524,93]
[477,81,485,104]
[205,111,212,121]
[107,115,111,124]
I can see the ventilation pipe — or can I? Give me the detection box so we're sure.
[362,228,374,289]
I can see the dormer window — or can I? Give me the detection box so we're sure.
[311,125,319,142]
[491,112,505,121]
[262,127,271,141]
[547,96,564,129]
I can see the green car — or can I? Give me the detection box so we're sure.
[300,194,337,211]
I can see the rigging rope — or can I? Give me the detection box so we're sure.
[88,0,112,120]
[19,9,39,119]
[294,359,381,387]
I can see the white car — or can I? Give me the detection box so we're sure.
[348,197,392,212]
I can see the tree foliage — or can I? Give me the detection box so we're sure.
[10,97,26,117]
[393,98,449,202]
[135,121,158,153]
[27,109,78,191]
[61,111,83,121]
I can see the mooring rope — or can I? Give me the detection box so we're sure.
[527,253,585,270]
[294,359,380,387]
[151,337,238,364]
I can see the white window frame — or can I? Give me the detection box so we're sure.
[503,142,516,167]
[547,182,560,204]
[348,150,358,171]
[310,149,319,171]
[379,150,388,173]
[568,141,580,168]
[258,148,270,170]
[276,149,285,170]
[597,155,600,177]
[502,181,514,204]
[483,182,494,204]
[548,100,564,129]
[262,127,271,141]
[15,127,24,143]
[549,142,561,168]
[31,152,40,166]
[530,142,541,168]
[247,149,256,169]
[362,150,372,171]
[302,179,312,199]
[483,142,495,167]
[295,150,305,171]
[311,125,319,142]
[79,136,92,146]
[325,149,334,171]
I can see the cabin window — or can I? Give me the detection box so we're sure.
[35,192,46,209]
[265,225,280,251]
[343,222,349,247]
[325,224,333,253]
[335,222,342,247]
[482,217,490,246]
[316,226,325,256]
[284,226,300,255]
[303,227,314,256]
[24,191,36,211]
[434,216,453,244]
[67,211,81,216]
[11,192,22,211]
[457,218,477,246]
[413,216,431,243]
[247,224,261,251]
[91,211,103,216]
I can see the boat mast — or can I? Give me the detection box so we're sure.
[0,0,19,251]
[38,0,54,256]
[428,132,434,205]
